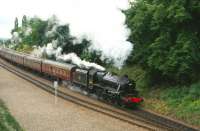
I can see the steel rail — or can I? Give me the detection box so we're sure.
[0,60,159,131]
[0,58,199,131]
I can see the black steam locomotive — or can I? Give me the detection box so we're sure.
[72,68,143,106]
[0,47,143,107]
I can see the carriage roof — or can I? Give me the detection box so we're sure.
[24,55,42,62]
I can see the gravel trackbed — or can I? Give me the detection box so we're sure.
[0,66,148,131]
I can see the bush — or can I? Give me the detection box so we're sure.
[158,82,200,125]
[125,0,200,85]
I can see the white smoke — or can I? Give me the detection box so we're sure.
[31,46,44,58]
[46,25,58,38]
[45,16,60,39]
[57,53,105,71]
[32,43,62,58]
[11,32,22,45]
[24,26,32,36]
[9,26,32,48]
[63,1,133,68]
[45,41,60,57]
[2,0,133,68]
[32,43,105,71]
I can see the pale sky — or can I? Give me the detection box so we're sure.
[0,0,133,67]
[0,0,129,38]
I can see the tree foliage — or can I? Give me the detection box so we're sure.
[27,17,47,46]
[22,15,27,27]
[125,0,200,84]
[11,17,19,34]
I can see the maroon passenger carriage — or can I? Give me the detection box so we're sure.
[24,56,42,73]
[11,52,25,65]
[42,60,76,82]
[0,48,13,61]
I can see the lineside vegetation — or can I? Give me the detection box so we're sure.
[0,99,24,131]
[123,0,200,126]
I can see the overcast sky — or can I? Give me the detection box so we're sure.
[0,0,130,38]
[0,0,133,67]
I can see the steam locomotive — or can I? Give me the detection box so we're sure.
[0,47,143,107]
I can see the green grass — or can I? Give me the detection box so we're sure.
[143,85,200,126]
[109,66,200,127]
[0,100,24,131]
[163,84,200,125]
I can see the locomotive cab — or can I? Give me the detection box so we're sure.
[119,75,137,95]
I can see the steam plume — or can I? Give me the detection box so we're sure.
[32,43,105,71]
[3,0,133,68]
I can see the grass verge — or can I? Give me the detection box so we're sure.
[143,85,200,126]
[0,99,24,131]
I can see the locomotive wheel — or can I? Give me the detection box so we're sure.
[113,100,119,106]
[118,100,125,108]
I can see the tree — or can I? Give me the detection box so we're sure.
[125,0,200,84]
[22,15,27,27]
[11,17,19,34]
[28,17,48,46]
[14,17,18,30]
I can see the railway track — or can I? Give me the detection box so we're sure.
[0,58,199,131]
